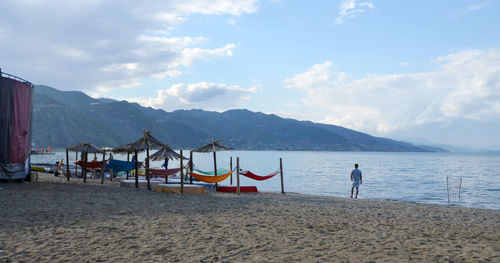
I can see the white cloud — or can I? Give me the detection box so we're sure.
[0,0,258,91]
[0,25,12,40]
[451,1,490,17]
[334,0,374,25]
[171,0,259,16]
[125,82,259,111]
[467,1,490,11]
[284,48,500,135]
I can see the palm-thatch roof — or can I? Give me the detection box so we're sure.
[150,144,188,161]
[111,130,165,190]
[100,146,113,152]
[66,142,104,153]
[112,130,164,153]
[192,140,232,153]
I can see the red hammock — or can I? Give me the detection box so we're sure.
[150,168,181,177]
[240,170,280,181]
[74,160,105,169]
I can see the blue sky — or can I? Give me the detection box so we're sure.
[1,0,499,149]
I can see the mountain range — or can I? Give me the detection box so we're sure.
[32,85,441,152]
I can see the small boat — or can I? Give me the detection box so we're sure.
[30,163,57,173]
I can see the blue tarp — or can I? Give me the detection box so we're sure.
[106,159,142,172]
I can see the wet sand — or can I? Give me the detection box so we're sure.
[0,173,499,262]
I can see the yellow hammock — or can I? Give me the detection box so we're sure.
[189,170,233,183]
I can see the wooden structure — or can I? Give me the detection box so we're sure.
[230,157,233,185]
[112,130,163,190]
[65,142,104,183]
[234,157,284,195]
[191,140,232,188]
[100,147,113,184]
[155,184,206,194]
[180,150,184,194]
[217,185,258,193]
[149,144,188,184]
[280,158,284,194]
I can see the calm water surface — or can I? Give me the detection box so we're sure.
[33,151,500,210]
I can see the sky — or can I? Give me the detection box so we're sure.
[1,0,499,150]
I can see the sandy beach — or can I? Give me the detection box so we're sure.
[0,173,499,262]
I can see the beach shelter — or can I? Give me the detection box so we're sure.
[65,142,104,183]
[190,140,233,186]
[149,144,189,183]
[112,130,164,190]
[149,144,185,163]
[0,70,34,180]
[99,147,113,184]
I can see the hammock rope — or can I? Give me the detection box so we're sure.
[240,170,280,181]
[188,169,234,183]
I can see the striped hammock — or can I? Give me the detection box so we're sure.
[194,168,231,175]
[189,169,233,183]
[240,170,280,181]
[150,168,181,177]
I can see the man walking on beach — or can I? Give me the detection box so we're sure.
[350,164,362,198]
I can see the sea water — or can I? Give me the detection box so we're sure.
[32,151,500,210]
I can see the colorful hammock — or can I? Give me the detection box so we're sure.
[194,168,231,175]
[240,170,280,181]
[74,160,105,169]
[189,169,233,183]
[150,168,181,177]
[107,159,142,172]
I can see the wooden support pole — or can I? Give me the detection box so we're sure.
[237,157,240,195]
[83,152,88,183]
[189,151,193,184]
[230,156,233,185]
[75,151,78,177]
[146,147,151,190]
[280,158,284,194]
[134,151,139,188]
[180,150,184,194]
[164,159,169,184]
[213,151,217,190]
[101,152,105,184]
[65,149,70,181]
[126,152,130,180]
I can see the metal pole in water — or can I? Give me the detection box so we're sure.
[458,178,462,201]
[446,176,450,203]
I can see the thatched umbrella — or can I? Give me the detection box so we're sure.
[150,144,189,183]
[112,130,164,190]
[191,140,233,187]
[66,142,104,183]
